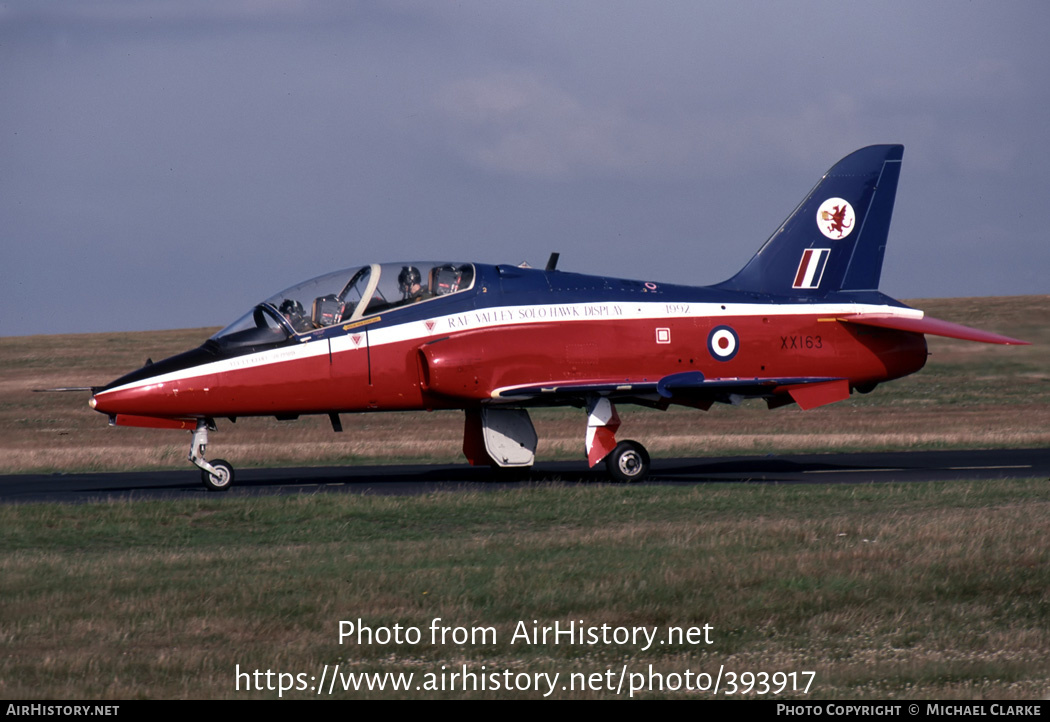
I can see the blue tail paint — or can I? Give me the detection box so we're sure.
[716,144,904,299]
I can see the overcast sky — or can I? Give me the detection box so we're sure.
[3,1,1048,338]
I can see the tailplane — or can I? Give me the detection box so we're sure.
[716,144,904,299]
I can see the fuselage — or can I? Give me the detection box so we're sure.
[90,262,928,422]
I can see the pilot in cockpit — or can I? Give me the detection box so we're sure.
[279,299,312,332]
[398,266,433,304]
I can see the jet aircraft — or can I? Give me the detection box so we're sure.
[88,145,1027,490]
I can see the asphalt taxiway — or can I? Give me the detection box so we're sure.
[1,448,1046,505]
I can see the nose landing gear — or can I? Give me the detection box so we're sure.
[189,419,235,492]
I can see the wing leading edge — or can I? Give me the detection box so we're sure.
[492,373,851,411]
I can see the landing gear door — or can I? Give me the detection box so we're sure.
[464,408,537,468]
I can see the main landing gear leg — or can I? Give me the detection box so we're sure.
[189,419,235,492]
[585,397,651,483]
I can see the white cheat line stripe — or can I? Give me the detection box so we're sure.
[103,301,922,393]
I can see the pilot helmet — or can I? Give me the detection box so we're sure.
[398,265,422,293]
[279,299,305,317]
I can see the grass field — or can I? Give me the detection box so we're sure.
[2,480,1048,699]
[1,295,1047,699]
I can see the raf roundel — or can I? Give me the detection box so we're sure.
[707,325,739,361]
[816,197,855,240]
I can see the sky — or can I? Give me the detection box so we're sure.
[2,1,1048,338]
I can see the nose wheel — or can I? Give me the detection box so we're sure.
[189,419,235,492]
[200,458,235,492]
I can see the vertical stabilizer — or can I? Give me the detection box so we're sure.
[715,145,904,298]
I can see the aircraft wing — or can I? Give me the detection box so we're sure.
[835,314,1028,345]
[493,373,851,410]
[654,371,851,411]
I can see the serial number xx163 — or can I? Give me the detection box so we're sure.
[780,335,823,350]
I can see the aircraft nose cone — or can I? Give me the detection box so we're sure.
[89,385,142,416]
[90,388,117,415]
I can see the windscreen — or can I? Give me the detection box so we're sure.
[211,262,475,344]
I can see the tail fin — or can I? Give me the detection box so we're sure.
[715,145,904,298]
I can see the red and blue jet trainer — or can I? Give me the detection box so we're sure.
[89,145,1027,490]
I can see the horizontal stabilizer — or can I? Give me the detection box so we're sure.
[837,314,1028,345]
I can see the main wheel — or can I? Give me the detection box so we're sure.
[201,459,234,492]
[605,440,650,483]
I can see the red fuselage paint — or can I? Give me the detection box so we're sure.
[90,312,927,420]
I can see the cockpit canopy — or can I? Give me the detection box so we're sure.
[212,262,474,349]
